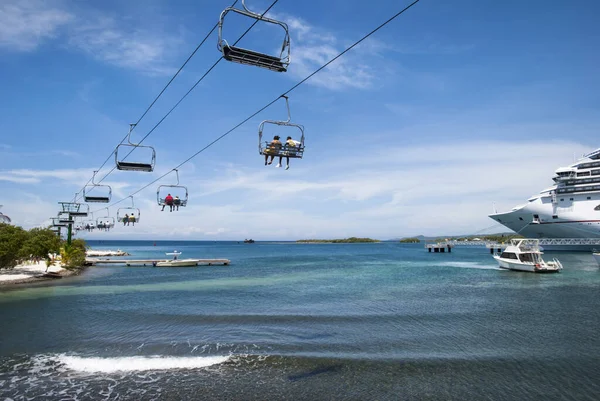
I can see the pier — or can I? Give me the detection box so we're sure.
[86,258,230,267]
[426,243,452,253]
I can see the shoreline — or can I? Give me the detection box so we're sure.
[0,260,84,289]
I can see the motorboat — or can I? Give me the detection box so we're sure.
[593,251,600,267]
[155,251,199,267]
[493,239,563,273]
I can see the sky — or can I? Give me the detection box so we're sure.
[0,0,599,241]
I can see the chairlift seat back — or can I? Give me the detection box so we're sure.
[260,142,305,159]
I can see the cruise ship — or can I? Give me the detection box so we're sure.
[489,147,600,251]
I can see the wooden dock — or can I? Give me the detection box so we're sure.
[86,258,230,267]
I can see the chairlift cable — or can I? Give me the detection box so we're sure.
[92,0,281,188]
[73,0,240,202]
[93,0,423,212]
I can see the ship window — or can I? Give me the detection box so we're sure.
[500,252,518,260]
[533,214,539,218]
[577,171,591,177]
[588,197,592,200]
[560,198,564,201]
[595,205,600,211]
[552,215,558,219]
[570,198,574,201]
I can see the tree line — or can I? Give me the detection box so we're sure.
[0,223,87,269]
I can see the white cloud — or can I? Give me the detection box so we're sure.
[68,16,180,75]
[0,0,72,51]
[0,1,180,75]
[272,13,376,90]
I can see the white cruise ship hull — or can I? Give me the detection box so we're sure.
[489,191,600,251]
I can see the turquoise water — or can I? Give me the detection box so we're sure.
[1,241,599,400]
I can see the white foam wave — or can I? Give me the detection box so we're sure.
[438,261,500,270]
[56,355,230,373]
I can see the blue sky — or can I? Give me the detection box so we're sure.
[0,0,599,240]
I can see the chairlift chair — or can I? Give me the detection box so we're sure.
[57,212,75,225]
[115,124,156,172]
[96,208,115,229]
[84,171,112,203]
[258,96,305,159]
[59,201,89,217]
[51,217,68,227]
[218,0,291,72]
[83,213,97,231]
[157,169,189,209]
[117,196,141,224]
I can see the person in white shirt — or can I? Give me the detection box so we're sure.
[278,136,301,170]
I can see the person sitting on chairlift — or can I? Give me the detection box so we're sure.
[163,193,174,212]
[123,214,129,226]
[129,214,136,226]
[264,135,281,166]
[279,136,301,170]
[173,196,181,211]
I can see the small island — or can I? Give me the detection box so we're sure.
[399,237,420,243]
[296,237,380,243]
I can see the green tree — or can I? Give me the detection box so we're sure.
[60,238,87,269]
[0,223,28,269]
[19,227,61,262]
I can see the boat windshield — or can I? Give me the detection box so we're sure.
[518,253,540,263]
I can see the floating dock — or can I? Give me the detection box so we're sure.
[86,258,230,267]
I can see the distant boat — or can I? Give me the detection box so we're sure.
[244,239,255,243]
[155,251,199,267]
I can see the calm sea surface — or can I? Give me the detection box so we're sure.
[1,241,599,400]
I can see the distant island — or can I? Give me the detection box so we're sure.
[297,237,380,243]
[399,237,420,243]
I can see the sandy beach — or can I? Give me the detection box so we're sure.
[0,260,74,286]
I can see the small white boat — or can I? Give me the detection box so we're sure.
[593,251,600,267]
[493,239,562,273]
[155,251,199,267]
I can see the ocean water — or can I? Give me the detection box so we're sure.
[1,241,599,400]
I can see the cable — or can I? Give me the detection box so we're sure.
[91,0,281,189]
[96,0,423,211]
[73,0,240,203]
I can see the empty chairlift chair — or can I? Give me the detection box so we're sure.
[157,169,188,211]
[218,0,290,72]
[117,196,141,225]
[259,95,305,160]
[84,171,112,203]
[56,212,75,225]
[51,217,68,228]
[115,123,156,172]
